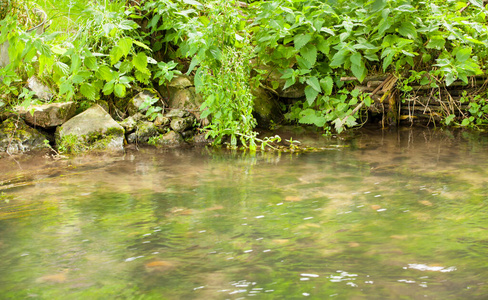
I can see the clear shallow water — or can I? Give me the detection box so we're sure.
[1,127,488,299]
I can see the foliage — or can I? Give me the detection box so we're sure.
[250,0,487,130]
[1,0,488,143]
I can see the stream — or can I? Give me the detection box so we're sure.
[0,126,487,299]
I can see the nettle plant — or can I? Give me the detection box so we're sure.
[250,0,487,131]
[51,1,154,103]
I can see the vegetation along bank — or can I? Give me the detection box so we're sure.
[1,0,487,155]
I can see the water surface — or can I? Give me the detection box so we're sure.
[1,127,487,299]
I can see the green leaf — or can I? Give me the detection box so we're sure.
[320,76,334,96]
[350,52,362,66]
[299,109,326,127]
[133,40,152,51]
[103,81,115,95]
[80,83,96,100]
[455,47,472,63]
[70,53,82,73]
[109,46,124,65]
[118,37,133,57]
[114,83,126,98]
[132,52,148,72]
[316,36,330,55]
[283,78,296,90]
[351,63,366,82]
[330,49,349,68]
[294,33,312,50]
[395,4,416,12]
[426,36,445,50]
[469,0,484,8]
[186,56,200,75]
[445,73,456,86]
[84,56,98,70]
[305,85,319,105]
[398,23,417,39]
[300,44,317,66]
[119,20,138,30]
[306,76,321,93]
[98,65,114,81]
[183,0,203,7]
[377,18,393,36]
[53,61,69,77]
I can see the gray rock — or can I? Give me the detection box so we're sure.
[170,116,195,132]
[159,75,203,115]
[191,132,214,145]
[132,121,160,143]
[151,131,185,147]
[165,108,190,118]
[26,76,53,101]
[127,90,159,116]
[0,41,9,68]
[0,118,48,154]
[119,116,138,133]
[154,115,170,127]
[16,101,76,128]
[56,105,125,152]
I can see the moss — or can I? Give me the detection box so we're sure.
[57,126,124,154]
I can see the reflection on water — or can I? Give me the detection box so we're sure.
[1,127,488,299]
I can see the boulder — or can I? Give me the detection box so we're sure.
[16,101,76,128]
[56,105,125,152]
[252,87,284,128]
[0,118,48,154]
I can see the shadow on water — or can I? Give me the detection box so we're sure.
[0,126,488,299]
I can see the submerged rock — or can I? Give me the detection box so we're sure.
[16,101,76,128]
[0,118,48,154]
[56,105,125,153]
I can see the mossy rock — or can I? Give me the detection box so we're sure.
[149,131,185,148]
[0,118,49,154]
[56,105,125,153]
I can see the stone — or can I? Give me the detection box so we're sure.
[119,116,138,134]
[159,75,203,115]
[16,101,76,128]
[170,116,195,132]
[165,108,190,118]
[56,105,125,152]
[151,131,185,147]
[127,90,158,116]
[0,118,49,154]
[252,87,284,128]
[191,132,214,145]
[131,121,160,143]
[154,114,170,127]
[26,76,54,101]
[0,41,9,68]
